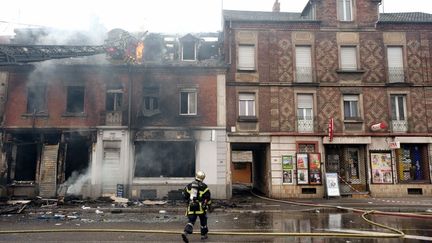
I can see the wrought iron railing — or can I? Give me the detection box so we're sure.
[295,67,313,83]
[298,119,313,132]
[392,120,408,133]
[388,67,405,83]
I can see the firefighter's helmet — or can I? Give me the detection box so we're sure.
[195,171,206,182]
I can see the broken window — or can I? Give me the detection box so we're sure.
[27,84,47,114]
[182,41,196,61]
[13,143,38,181]
[143,86,160,116]
[180,89,197,115]
[134,141,195,178]
[66,86,85,113]
[106,87,123,111]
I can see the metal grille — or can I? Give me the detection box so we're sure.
[326,145,367,194]
[396,144,430,182]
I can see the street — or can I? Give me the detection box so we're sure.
[1,208,432,242]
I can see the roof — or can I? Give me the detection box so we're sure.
[223,10,310,22]
[378,12,432,23]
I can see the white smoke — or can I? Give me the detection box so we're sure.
[63,168,91,195]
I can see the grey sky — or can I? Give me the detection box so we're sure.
[0,0,430,35]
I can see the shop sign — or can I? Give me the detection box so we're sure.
[388,141,400,149]
[325,173,340,197]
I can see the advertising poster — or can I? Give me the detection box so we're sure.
[308,153,322,184]
[296,153,309,184]
[325,173,340,197]
[282,155,294,184]
[370,152,393,184]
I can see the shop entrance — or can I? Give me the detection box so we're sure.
[325,145,368,195]
[231,143,270,196]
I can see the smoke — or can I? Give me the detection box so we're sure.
[63,168,91,195]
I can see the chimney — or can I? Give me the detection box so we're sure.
[272,0,280,12]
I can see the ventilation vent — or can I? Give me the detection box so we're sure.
[407,188,422,195]
[302,188,317,194]
[140,189,157,199]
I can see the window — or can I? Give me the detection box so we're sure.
[182,41,196,61]
[295,46,313,82]
[27,84,46,113]
[343,95,359,119]
[143,86,160,116]
[396,144,430,183]
[391,95,408,132]
[180,89,197,115]
[106,88,123,111]
[239,93,256,117]
[340,46,357,70]
[338,0,353,21]
[297,94,313,132]
[66,86,84,113]
[238,45,255,71]
[387,47,404,83]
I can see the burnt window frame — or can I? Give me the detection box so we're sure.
[181,41,196,61]
[65,85,85,114]
[143,86,160,117]
[26,84,47,115]
[106,87,123,112]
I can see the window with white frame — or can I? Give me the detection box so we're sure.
[297,94,314,132]
[239,93,256,117]
[180,89,197,115]
[390,94,408,132]
[295,46,313,82]
[143,86,160,116]
[340,46,358,71]
[238,45,255,71]
[338,0,353,21]
[343,95,359,119]
[387,46,405,83]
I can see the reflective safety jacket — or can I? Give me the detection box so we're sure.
[183,179,212,215]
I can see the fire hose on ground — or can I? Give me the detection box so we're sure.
[2,191,432,239]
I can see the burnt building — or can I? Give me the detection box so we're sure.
[0,30,228,199]
[223,0,432,198]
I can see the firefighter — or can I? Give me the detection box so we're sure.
[181,170,212,243]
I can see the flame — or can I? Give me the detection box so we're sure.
[135,41,144,63]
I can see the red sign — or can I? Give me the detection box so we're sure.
[328,118,334,142]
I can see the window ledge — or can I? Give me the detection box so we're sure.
[344,119,363,123]
[237,69,256,73]
[385,82,413,87]
[178,114,200,118]
[336,69,365,74]
[293,82,319,87]
[238,116,258,122]
[21,113,49,118]
[62,113,87,117]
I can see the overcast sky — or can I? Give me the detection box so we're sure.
[0,0,430,35]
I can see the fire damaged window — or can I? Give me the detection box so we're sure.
[180,89,197,115]
[106,87,123,111]
[66,86,85,113]
[143,86,160,116]
[12,143,38,181]
[134,141,195,177]
[182,41,196,61]
[27,84,47,114]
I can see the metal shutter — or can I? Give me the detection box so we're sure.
[340,47,357,70]
[238,45,255,70]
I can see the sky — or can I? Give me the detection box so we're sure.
[0,0,430,36]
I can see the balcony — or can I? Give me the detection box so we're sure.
[295,67,313,83]
[105,111,122,126]
[298,119,314,133]
[392,120,408,133]
[388,67,405,83]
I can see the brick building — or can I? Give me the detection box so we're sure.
[223,0,432,198]
[0,31,229,199]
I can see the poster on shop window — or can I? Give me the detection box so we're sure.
[370,152,393,184]
[308,153,322,184]
[296,153,309,184]
[282,155,294,184]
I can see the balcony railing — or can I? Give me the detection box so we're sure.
[295,67,313,83]
[392,120,408,133]
[388,67,405,83]
[105,111,122,126]
[298,119,314,132]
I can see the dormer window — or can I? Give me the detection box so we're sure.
[338,0,353,21]
[180,34,198,61]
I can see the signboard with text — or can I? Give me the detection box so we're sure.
[325,173,340,197]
